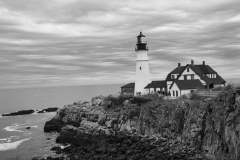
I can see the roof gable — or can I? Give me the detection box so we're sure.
[170,80,204,90]
[165,66,186,81]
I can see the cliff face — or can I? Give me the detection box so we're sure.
[44,90,240,160]
[136,90,240,160]
[203,90,240,160]
[136,98,209,149]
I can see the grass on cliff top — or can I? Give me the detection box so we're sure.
[106,93,163,105]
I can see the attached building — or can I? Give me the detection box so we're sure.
[144,81,167,94]
[169,79,205,98]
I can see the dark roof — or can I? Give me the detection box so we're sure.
[121,83,135,88]
[144,81,167,89]
[165,66,186,81]
[170,80,204,90]
[188,65,226,85]
[188,65,216,74]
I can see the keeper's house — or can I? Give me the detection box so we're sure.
[121,60,226,97]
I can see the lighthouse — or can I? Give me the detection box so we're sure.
[134,32,151,96]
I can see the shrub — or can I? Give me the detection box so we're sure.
[179,94,188,99]
[222,83,234,92]
[130,96,152,104]
[189,93,201,100]
[143,93,161,100]
[106,94,134,105]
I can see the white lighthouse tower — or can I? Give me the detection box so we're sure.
[134,32,151,96]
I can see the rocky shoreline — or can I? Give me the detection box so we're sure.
[1,107,58,116]
[33,87,240,160]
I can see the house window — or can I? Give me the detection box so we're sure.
[184,75,187,80]
[173,90,175,97]
[176,91,178,97]
[191,75,194,80]
[190,90,194,93]
[171,75,175,79]
[187,68,189,72]
[140,67,141,70]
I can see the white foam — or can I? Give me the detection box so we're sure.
[44,112,56,116]
[3,124,23,132]
[0,138,30,151]
[0,138,8,141]
[0,136,20,144]
[32,111,39,115]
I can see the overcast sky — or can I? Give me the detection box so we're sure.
[0,0,240,88]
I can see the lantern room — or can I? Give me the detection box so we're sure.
[135,32,148,51]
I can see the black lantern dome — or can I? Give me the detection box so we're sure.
[135,32,148,51]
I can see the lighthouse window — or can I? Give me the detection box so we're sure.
[140,67,141,70]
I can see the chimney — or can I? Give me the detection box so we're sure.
[191,60,194,65]
[178,63,181,67]
[203,61,205,65]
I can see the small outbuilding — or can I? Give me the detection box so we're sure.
[121,83,135,94]
[169,79,204,98]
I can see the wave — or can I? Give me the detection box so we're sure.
[3,124,39,133]
[3,123,24,132]
[44,112,56,116]
[0,138,30,151]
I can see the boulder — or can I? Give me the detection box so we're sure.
[106,118,118,128]
[98,114,107,125]
[91,96,105,106]
[44,118,63,132]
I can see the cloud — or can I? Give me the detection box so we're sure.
[0,0,239,88]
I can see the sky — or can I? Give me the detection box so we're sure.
[0,0,240,88]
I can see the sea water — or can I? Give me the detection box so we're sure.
[0,84,123,160]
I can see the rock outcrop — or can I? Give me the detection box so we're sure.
[42,89,240,160]
[2,107,58,117]
[37,107,58,113]
[2,109,35,116]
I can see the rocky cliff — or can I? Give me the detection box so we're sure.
[42,88,240,160]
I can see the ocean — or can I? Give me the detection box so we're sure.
[0,84,123,160]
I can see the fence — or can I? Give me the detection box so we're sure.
[233,83,240,87]
[198,90,221,97]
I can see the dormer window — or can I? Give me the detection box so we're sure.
[171,75,175,79]
[187,68,189,72]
